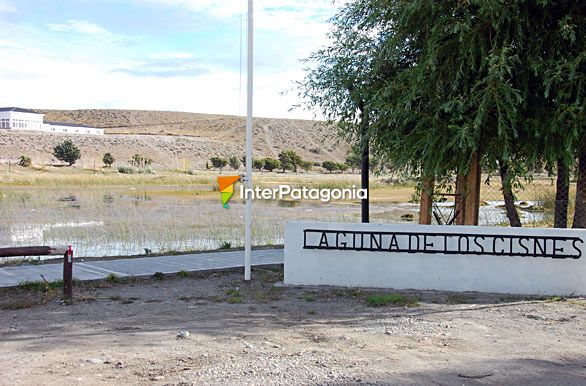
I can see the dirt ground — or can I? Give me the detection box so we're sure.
[1,268,585,386]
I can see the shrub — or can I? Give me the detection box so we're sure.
[228,155,241,170]
[336,162,349,173]
[53,140,81,166]
[253,158,265,171]
[177,270,190,278]
[117,166,136,174]
[346,149,361,172]
[18,156,32,167]
[263,158,281,172]
[210,157,228,170]
[105,273,119,283]
[102,153,115,167]
[300,160,313,172]
[321,161,349,173]
[322,161,337,173]
[130,154,153,168]
[220,241,232,249]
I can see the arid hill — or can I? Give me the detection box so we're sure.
[0,109,349,169]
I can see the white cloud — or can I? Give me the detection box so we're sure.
[0,1,339,119]
[45,19,139,48]
[0,0,16,13]
[0,32,314,119]
[46,19,109,35]
[131,0,338,36]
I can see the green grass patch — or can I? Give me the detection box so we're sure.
[177,270,190,278]
[18,279,63,292]
[251,287,282,303]
[226,288,244,304]
[366,293,419,307]
[105,273,119,283]
[303,293,316,302]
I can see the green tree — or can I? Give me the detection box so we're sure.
[102,153,115,168]
[345,148,361,173]
[322,161,337,173]
[300,0,586,227]
[262,158,281,172]
[336,163,349,173]
[130,154,153,168]
[53,140,81,166]
[278,150,303,173]
[253,158,265,171]
[228,155,241,170]
[210,157,228,170]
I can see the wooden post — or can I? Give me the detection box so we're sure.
[464,151,481,225]
[419,176,434,224]
[63,246,73,301]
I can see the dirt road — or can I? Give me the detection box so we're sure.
[1,268,585,385]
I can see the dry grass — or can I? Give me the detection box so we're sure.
[0,167,213,187]
[0,168,416,203]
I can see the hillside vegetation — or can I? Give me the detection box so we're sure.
[0,109,348,170]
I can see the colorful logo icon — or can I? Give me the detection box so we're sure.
[217,176,241,208]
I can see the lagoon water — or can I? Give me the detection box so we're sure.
[0,186,544,260]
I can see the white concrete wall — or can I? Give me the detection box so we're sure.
[0,110,103,135]
[46,124,104,135]
[0,111,44,131]
[284,221,586,296]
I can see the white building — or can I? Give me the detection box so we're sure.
[0,107,104,135]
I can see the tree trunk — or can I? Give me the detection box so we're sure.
[464,151,481,226]
[454,172,466,225]
[419,175,434,225]
[572,151,586,228]
[358,101,369,224]
[498,159,521,227]
[554,158,569,228]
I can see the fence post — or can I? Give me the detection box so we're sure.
[63,245,73,301]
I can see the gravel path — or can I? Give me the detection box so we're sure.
[1,269,585,385]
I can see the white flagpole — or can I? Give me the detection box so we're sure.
[244,0,253,281]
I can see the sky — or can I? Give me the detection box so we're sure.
[0,0,341,119]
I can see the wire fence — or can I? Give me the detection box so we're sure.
[431,175,579,228]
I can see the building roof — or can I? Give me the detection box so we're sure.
[46,121,98,129]
[0,107,42,114]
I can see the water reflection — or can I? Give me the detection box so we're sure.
[0,186,546,260]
